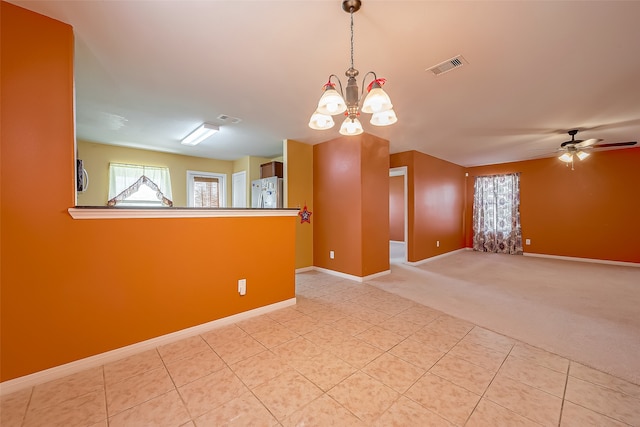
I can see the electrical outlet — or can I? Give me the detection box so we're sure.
[525,239,531,245]
[238,279,246,296]
[436,240,440,247]
[329,250,335,259]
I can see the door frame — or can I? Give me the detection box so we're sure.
[389,166,408,263]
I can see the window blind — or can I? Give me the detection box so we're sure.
[193,176,220,207]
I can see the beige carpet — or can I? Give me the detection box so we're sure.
[369,250,640,385]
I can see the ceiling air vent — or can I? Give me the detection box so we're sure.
[426,55,467,76]
[217,114,242,124]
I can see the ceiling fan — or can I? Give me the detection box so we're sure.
[557,129,637,169]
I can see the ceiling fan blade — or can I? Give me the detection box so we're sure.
[560,140,579,148]
[593,141,637,148]
[575,138,602,148]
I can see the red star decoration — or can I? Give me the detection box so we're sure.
[299,205,312,224]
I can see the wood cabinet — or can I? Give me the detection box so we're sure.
[260,161,283,178]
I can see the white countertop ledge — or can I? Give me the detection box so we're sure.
[68,207,300,220]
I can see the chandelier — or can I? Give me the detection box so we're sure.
[308,0,397,136]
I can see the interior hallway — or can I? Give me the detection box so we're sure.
[390,241,406,264]
[1,269,639,426]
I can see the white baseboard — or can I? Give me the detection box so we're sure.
[523,252,640,267]
[311,266,391,282]
[406,248,468,266]
[0,298,296,396]
[362,269,392,281]
[295,266,314,273]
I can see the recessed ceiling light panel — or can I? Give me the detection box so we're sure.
[180,123,219,146]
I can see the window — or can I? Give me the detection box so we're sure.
[108,163,173,207]
[472,173,523,254]
[187,171,226,207]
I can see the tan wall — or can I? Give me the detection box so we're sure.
[284,140,314,269]
[1,3,296,382]
[249,156,276,183]
[232,156,250,173]
[75,143,284,209]
[465,149,640,263]
[233,155,284,208]
[76,140,234,207]
[232,156,251,207]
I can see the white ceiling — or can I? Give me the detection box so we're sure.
[10,0,640,167]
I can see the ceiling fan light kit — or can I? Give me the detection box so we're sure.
[308,0,397,136]
[557,129,636,170]
[558,152,573,163]
[576,151,590,161]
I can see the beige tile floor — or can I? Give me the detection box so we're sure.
[2,270,640,426]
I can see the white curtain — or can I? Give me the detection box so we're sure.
[472,173,523,254]
[108,163,173,206]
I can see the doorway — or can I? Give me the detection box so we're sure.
[389,167,408,263]
[232,171,247,208]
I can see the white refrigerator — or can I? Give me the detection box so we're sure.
[251,176,283,208]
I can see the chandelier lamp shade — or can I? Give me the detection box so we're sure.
[308,0,397,136]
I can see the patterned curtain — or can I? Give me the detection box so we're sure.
[472,173,523,254]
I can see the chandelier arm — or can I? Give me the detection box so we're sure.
[328,74,345,98]
[310,0,395,134]
[359,71,378,105]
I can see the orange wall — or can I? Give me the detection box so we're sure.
[313,134,390,277]
[389,175,405,241]
[465,149,640,263]
[284,139,314,269]
[1,2,295,382]
[360,134,391,276]
[391,151,466,262]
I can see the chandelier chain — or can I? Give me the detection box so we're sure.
[350,7,354,70]
[308,0,397,135]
